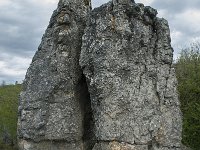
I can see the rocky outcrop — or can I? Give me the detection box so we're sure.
[18,0,182,150]
[18,0,92,149]
[80,1,182,149]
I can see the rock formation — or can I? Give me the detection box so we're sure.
[18,0,92,149]
[18,0,182,150]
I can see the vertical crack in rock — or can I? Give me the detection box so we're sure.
[78,73,96,150]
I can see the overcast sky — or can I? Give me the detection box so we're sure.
[0,0,200,84]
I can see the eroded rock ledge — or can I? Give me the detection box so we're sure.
[18,0,182,150]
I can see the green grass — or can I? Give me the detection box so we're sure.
[0,84,22,149]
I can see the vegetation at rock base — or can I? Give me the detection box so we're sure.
[175,42,200,150]
[0,84,21,150]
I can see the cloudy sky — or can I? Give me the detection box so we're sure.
[0,0,200,84]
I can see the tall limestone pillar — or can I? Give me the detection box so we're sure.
[80,0,182,149]
[18,0,91,149]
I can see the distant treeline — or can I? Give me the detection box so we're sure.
[175,42,200,150]
[0,81,22,87]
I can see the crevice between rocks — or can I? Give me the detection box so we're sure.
[77,72,96,150]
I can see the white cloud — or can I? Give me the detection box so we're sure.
[171,30,183,46]
[92,0,109,8]
[0,0,12,6]
[42,0,58,4]
[0,0,58,83]
[0,55,32,83]
[173,9,200,33]
[162,9,200,57]
[156,9,168,18]
[136,0,154,6]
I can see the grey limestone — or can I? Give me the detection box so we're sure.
[80,0,182,149]
[18,0,182,150]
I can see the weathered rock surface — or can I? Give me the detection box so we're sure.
[18,0,92,149]
[18,0,182,150]
[80,0,182,149]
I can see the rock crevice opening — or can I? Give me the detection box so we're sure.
[78,73,96,149]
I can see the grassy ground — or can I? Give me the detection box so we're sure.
[0,84,22,149]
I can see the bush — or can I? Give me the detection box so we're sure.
[175,42,200,150]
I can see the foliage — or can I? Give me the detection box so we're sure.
[175,42,200,150]
[0,84,22,149]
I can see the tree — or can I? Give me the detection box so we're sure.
[175,42,200,150]
[15,81,18,85]
[1,81,6,87]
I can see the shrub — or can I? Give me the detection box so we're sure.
[175,42,200,150]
